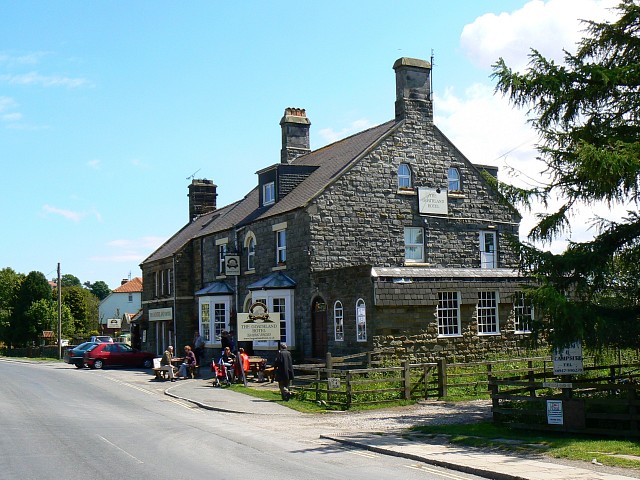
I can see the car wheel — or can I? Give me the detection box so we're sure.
[93,359,104,369]
[75,363,83,369]
[142,359,153,369]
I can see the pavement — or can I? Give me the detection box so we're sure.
[156,369,640,480]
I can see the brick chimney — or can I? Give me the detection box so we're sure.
[188,179,217,222]
[280,107,311,164]
[393,57,432,121]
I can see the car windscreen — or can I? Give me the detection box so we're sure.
[85,344,99,352]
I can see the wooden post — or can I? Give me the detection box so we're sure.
[630,385,638,436]
[403,360,411,400]
[528,360,536,397]
[437,358,447,398]
[487,363,493,393]
[326,352,333,371]
[346,371,352,409]
[315,370,320,403]
[367,352,372,368]
[424,365,430,399]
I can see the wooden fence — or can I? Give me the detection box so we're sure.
[489,362,640,437]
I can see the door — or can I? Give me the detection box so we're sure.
[480,231,497,269]
[311,298,327,359]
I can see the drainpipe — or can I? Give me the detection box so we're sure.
[173,254,177,349]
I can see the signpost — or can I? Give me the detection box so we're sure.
[552,342,584,375]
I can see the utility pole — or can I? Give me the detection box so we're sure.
[57,263,62,360]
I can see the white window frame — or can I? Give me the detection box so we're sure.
[154,271,159,298]
[245,234,256,271]
[161,269,166,296]
[404,226,424,263]
[128,293,133,303]
[217,242,227,275]
[276,229,286,264]
[477,291,500,335]
[334,301,344,342]
[398,163,412,189]
[251,289,295,348]
[437,291,461,337]
[263,181,275,205]
[167,268,173,295]
[514,292,533,333]
[198,296,232,345]
[356,298,367,342]
[448,166,461,191]
[480,230,497,269]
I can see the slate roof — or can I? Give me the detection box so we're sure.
[142,120,398,265]
[371,267,523,279]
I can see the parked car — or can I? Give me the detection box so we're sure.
[63,342,98,368]
[89,335,114,343]
[83,343,155,369]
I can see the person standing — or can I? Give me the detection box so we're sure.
[160,345,176,382]
[274,342,294,401]
[193,330,204,364]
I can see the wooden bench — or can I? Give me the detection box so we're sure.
[152,357,176,380]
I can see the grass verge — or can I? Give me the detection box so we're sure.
[411,421,640,470]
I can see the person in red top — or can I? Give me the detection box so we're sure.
[235,347,250,380]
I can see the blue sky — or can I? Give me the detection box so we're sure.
[0,0,620,289]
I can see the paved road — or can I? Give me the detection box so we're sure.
[0,359,486,480]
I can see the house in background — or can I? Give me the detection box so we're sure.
[140,57,532,363]
[98,277,143,344]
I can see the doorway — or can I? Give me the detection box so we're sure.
[311,298,327,358]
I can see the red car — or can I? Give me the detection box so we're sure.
[84,342,155,369]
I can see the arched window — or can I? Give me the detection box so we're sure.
[448,167,461,191]
[398,163,412,189]
[356,298,367,342]
[334,301,344,341]
[244,232,256,271]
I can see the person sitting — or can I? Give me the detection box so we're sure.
[160,345,177,382]
[219,346,236,382]
[178,345,197,379]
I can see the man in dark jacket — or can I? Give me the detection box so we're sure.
[274,342,294,401]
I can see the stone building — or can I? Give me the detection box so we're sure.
[140,57,532,363]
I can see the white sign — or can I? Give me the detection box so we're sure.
[553,342,584,375]
[107,318,122,328]
[547,400,564,425]
[225,254,241,276]
[542,382,573,389]
[237,302,281,341]
[327,377,341,389]
[418,187,448,215]
[149,307,173,322]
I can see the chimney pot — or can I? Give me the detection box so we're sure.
[280,107,311,164]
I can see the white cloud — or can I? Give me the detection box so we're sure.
[42,204,84,222]
[461,0,619,71]
[0,51,49,66]
[108,236,167,250]
[318,118,375,144]
[0,71,89,88]
[87,159,101,169]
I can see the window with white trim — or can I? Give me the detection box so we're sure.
[218,243,227,275]
[167,268,173,295]
[514,292,533,333]
[448,167,461,191]
[247,236,256,271]
[161,269,166,295]
[477,291,499,334]
[250,290,294,347]
[480,231,497,269]
[154,271,159,298]
[198,296,231,344]
[398,163,412,189]
[128,293,133,303]
[276,229,286,264]
[334,301,344,341]
[356,298,367,342]
[263,181,275,205]
[437,292,461,336]
[404,227,424,263]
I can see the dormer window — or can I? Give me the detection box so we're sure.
[263,181,275,206]
[448,167,461,191]
[398,163,412,189]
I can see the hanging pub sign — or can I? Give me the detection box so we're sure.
[225,254,241,276]
[237,302,280,341]
[107,318,122,329]
[418,187,448,215]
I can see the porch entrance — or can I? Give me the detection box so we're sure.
[311,298,327,358]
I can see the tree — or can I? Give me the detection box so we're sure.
[61,274,81,288]
[60,286,100,338]
[0,268,25,345]
[10,271,52,346]
[491,0,640,348]
[25,299,75,340]
[84,280,111,301]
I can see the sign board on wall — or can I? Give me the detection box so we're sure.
[552,342,584,375]
[107,318,122,329]
[149,307,173,322]
[418,187,448,215]
[547,400,564,425]
[237,302,281,341]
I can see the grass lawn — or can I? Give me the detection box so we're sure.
[411,421,640,470]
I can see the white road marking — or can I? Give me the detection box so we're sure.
[405,463,472,479]
[97,435,144,464]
